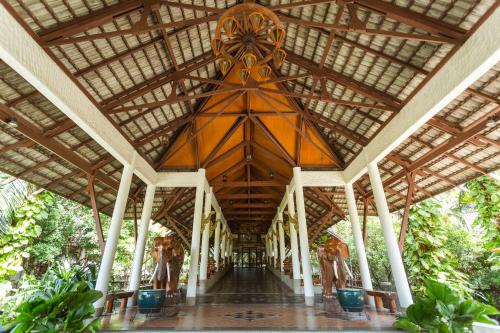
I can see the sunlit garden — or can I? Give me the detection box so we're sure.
[0,171,498,332]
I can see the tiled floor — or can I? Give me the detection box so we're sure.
[101,268,397,331]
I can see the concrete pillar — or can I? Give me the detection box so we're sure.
[287,185,301,280]
[265,234,270,264]
[227,235,232,263]
[272,223,278,269]
[186,169,206,301]
[213,214,221,271]
[220,227,227,266]
[94,163,134,309]
[127,184,155,305]
[367,161,413,308]
[293,167,314,305]
[344,183,375,309]
[199,187,212,280]
[278,214,286,272]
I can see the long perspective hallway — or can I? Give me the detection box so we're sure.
[199,268,305,305]
[101,268,396,331]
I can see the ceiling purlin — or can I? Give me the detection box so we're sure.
[102,51,215,110]
[152,8,194,114]
[286,52,402,109]
[267,0,465,40]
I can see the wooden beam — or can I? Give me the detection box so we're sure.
[212,181,285,188]
[202,116,247,168]
[280,16,456,43]
[87,175,105,255]
[44,15,221,46]
[381,107,499,189]
[286,52,401,109]
[398,173,415,252]
[362,197,368,243]
[0,103,120,192]
[101,51,214,110]
[217,193,280,200]
[39,0,145,43]
[355,0,466,40]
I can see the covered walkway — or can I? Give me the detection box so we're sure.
[199,268,304,305]
[101,268,396,331]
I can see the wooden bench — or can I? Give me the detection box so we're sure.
[366,290,397,313]
[105,291,134,314]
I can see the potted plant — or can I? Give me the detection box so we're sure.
[337,288,365,312]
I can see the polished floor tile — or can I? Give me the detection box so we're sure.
[101,268,397,331]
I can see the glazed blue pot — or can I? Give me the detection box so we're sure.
[337,288,364,312]
[138,289,165,314]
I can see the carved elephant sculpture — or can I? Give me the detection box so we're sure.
[317,238,350,297]
[151,236,184,296]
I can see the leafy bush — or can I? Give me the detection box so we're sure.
[4,265,101,333]
[394,279,499,333]
[404,200,470,296]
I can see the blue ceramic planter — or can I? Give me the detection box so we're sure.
[138,289,165,314]
[337,288,364,312]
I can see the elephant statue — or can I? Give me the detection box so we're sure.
[151,236,184,296]
[317,238,350,297]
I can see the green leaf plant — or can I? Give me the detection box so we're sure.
[6,265,102,333]
[394,279,499,333]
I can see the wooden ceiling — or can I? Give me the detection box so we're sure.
[0,0,498,242]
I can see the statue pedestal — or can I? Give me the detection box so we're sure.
[162,291,181,317]
[323,295,344,316]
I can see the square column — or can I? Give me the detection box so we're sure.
[127,184,156,306]
[186,168,206,302]
[287,186,301,280]
[220,227,227,266]
[367,161,413,308]
[344,183,375,309]
[213,213,221,271]
[272,223,278,268]
[293,167,314,305]
[199,187,213,280]
[94,163,134,309]
[277,212,286,272]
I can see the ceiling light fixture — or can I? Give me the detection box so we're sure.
[211,3,287,84]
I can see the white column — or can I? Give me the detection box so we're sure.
[227,235,232,263]
[367,161,413,308]
[345,183,375,309]
[94,163,134,309]
[272,223,278,268]
[278,214,286,272]
[213,214,221,271]
[220,228,227,266]
[127,184,156,305]
[186,169,206,300]
[265,234,270,264]
[287,186,301,280]
[199,187,212,280]
[293,167,314,305]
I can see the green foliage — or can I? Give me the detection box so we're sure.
[0,193,49,282]
[333,217,393,288]
[460,176,500,271]
[404,200,470,296]
[5,265,101,333]
[394,279,499,333]
[0,173,33,234]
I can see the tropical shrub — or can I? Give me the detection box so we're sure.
[394,279,499,333]
[5,265,101,333]
[404,200,469,296]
